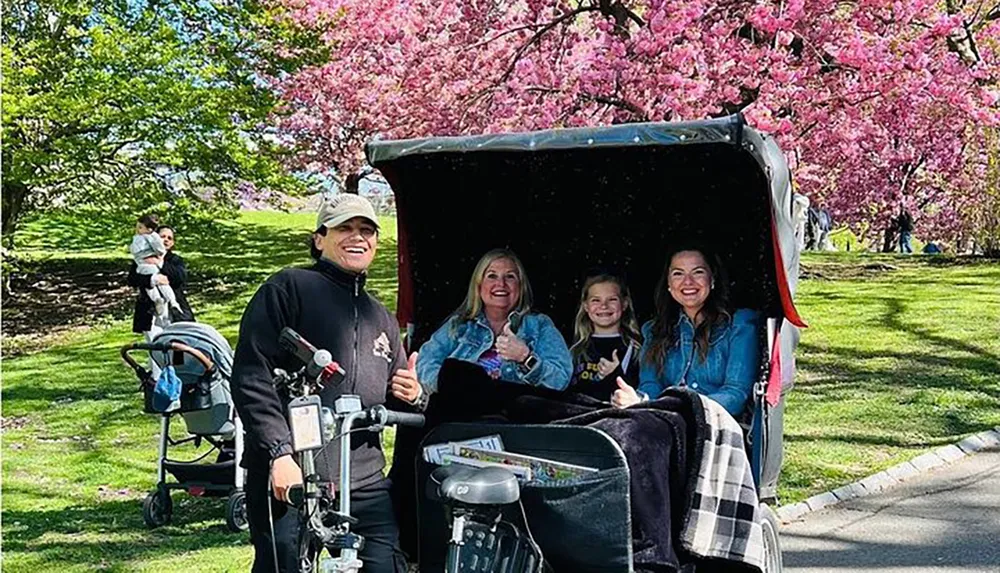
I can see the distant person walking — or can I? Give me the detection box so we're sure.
[897,209,914,254]
[153,225,195,322]
[805,206,834,251]
[129,216,182,324]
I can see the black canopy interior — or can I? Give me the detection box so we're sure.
[375,141,781,348]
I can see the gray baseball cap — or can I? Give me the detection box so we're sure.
[316,193,380,231]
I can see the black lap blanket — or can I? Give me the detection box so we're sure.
[389,359,736,572]
[557,393,706,572]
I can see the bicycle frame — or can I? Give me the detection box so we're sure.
[274,364,423,573]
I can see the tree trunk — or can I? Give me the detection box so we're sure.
[2,180,30,249]
[881,225,898,252]
[944,0,980,64]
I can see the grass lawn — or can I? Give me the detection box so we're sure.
[782,255,1000,501]
[3,210,999,571]
[2,210,399,572]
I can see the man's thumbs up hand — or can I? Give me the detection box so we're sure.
[391,351,422,404]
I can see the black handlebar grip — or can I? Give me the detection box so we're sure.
[383,410,426,428]
[287,484,304,507]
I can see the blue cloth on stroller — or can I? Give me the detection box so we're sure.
[151,365,183,412]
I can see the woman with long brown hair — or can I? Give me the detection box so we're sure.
[611,244,760,416]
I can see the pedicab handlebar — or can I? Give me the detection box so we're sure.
[378,407,427,428]
[271,328,425,573]
[285,403,425,507]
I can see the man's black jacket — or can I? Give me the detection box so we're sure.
[232,258,424,490]
[126,251,195,333]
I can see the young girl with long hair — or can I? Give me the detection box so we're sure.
[568,274,642,400]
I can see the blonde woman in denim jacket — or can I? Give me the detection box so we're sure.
[612,245,760,417]
[416,249,573,393]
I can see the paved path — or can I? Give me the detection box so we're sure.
[782,449,1000,573]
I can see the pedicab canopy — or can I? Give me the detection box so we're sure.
[365,113,805,351]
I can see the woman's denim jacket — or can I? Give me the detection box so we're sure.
[416,312,573,393]
[637,308,760,416]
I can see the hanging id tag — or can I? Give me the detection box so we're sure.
[288,395,325,452]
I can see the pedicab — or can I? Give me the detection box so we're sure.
[365,113,806,572]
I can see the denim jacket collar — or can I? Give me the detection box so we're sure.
[676,311,731,345]
[472,309,517,336]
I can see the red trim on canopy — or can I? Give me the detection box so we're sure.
[770,216,807,328]
[767,330,782,406]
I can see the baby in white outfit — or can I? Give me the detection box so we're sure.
[130,219,181,322]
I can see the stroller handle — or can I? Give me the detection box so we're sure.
[121,341,216,373]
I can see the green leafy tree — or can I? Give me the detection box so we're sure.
[2,0,322,248]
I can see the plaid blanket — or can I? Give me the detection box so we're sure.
[680,395,764,570]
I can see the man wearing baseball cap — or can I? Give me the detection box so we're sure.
[233,193,427,572]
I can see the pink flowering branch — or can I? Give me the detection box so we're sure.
[270,0,1000,241]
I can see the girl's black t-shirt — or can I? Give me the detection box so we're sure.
[571,333,640,401]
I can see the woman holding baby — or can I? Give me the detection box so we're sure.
[126,214,196,366]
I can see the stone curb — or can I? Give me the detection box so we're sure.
[775,426,1000,524]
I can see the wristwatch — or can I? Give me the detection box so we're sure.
[521,353,539,372]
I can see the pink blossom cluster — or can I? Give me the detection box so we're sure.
[272,0,1000,241]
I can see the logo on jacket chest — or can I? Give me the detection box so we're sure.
[373,332,392,363]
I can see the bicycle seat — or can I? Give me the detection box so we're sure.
[428,465,520,506]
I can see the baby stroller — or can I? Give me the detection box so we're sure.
[120,322,247,532]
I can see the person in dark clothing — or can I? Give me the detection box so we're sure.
[126,225,196,332]
[897,209,914,254]
[567,273,642,400]
[232,193,428,573]
[126,222,196,379]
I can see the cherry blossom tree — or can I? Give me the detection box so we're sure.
[272,0,1000,244]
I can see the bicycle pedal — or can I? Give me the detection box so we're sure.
[329,532,365,551]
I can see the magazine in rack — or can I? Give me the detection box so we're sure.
[425,435,599,484]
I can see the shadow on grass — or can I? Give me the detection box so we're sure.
[797,295,999,396]
[878,296,1000,365]
[3,214,398,345]
[2,374,137,406]
[784,429,978,449]
[790,295,1000,449]
[2,495,248,569]
[797,344,1000,394]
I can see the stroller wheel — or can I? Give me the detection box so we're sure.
[143,488,173,528]
[225,490,249,533]
[760,502,783,573]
